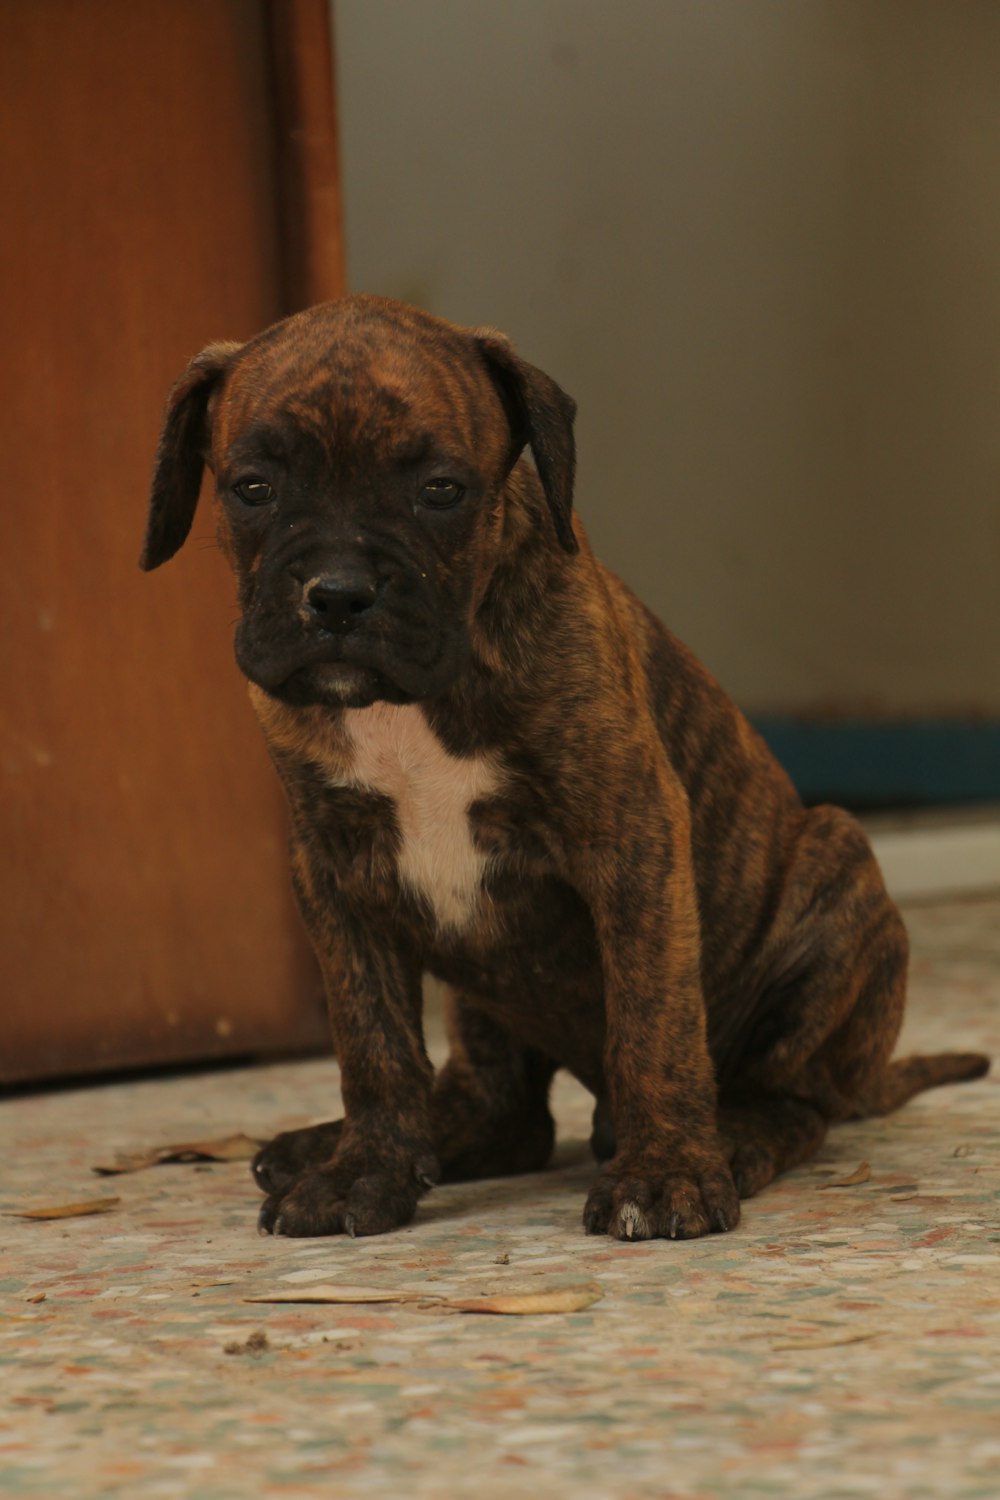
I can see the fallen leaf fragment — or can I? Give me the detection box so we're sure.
[181,1133,264,1162]
[771,1329,881,1351]
[10,1197,120,1221]
[244,1282,604,1316]
[819,1161,871,1189]
[446,1286,603,1315]
[93,1133,263,1175]
[245,1285,422,1306]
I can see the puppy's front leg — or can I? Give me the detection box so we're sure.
[258,896,437,1238]
[578,778,740,1242]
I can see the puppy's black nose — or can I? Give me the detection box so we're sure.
[304,571,379,635]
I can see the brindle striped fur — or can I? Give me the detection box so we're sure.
[143,296,989,1241]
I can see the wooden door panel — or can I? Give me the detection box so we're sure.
[1,0,332,1080]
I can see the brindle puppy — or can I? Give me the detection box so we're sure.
[142,296,989,1241]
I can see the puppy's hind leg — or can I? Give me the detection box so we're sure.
[718,804,989,1200]
[767,806,988,1122]
[431,990,558,1182]
[717,1090,828,1199]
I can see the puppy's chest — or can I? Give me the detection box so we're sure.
[330,704,504,934]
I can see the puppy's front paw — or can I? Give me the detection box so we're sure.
[257,1148,440,1239]
[251,1120,344,1195]
[583,1149,740,1241]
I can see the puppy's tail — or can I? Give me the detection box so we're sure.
[863,1051,990,1116]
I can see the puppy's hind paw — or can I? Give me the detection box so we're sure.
[257,1152,437,1239]
[251,1119,344,1196]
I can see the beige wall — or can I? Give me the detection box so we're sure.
[335,0,1000,716]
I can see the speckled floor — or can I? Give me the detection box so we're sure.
[2,895,998,1500]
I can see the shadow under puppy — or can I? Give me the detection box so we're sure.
[142,295,989,1241]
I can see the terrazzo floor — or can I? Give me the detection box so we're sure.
[2,895,998,1500]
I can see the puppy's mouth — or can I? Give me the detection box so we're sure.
[237,634,412,709]
[235,623,463,710]
[265,659,413,710]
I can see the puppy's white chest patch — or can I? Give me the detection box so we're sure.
[338,704,501,934]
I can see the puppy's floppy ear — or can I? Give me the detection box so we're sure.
[474,330,579,555]
[140,341,242,571]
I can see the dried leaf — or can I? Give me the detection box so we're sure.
[91,1150,159,1175]
[245,1285,422,1306]
[447,1285,604,1316]
[819,1161,871,1189]
[244,1281,604,1316]
[771,1329,881,1351]
[186,1133,263,1163]
[93,1133,262,1175]
[10,1196,120,1221]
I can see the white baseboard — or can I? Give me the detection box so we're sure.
[864,812,1000,901]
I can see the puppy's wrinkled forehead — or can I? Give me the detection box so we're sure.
[212,299,508,475]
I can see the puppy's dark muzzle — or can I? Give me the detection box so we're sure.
[301,567,381,636]
[237,555,466,707]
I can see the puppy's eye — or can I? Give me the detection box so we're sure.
[233,477,276,506]
[419,479,465,510]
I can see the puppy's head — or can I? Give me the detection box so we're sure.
[142,296,577,709]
